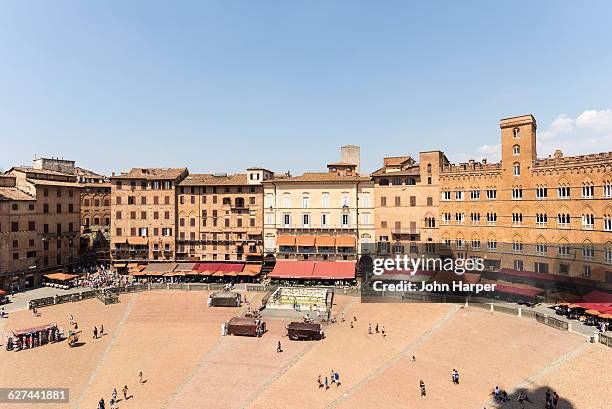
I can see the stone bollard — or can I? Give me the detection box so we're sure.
[464,298,469,308]
[518,308,522,318]
[567,322,572,332]
[490,304,494,313]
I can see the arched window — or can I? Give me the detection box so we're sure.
[513,145,520,155]
[513,127,520,138]
[427,163,432,173]
[513,163,520,176]
[427,177,432,185]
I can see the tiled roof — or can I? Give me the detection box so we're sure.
[264,172,370,183]
[111,168,187,180]
[26,178,83,188]
[75,166,104,177]
[11,167,73,177]
[179,173,248,186]
[0,187,35,201]
[370,166,420,177]
[383,156,413,166]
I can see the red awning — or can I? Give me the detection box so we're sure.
[268,260,315,279]
[500,268,594,286]
[311,261,356,280]
[194,263,244,273]
[574,303,612,313]
[581,290,612,304]
[0,289,6,296]
[494,283,543,298]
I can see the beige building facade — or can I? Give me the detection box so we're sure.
[263,148,375,263]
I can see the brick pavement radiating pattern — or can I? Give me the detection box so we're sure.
[1,293,611,409]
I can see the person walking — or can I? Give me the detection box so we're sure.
[122,385,129,401]
[98,397,105,409]
[334,371,341,386]
[277,341,282,353]
[93,326,98,339]
[375,323,379,333]
[341,312,345,322]
[324,376,329,390]
[420,380,426,397]
[553,392,559,408]
[381,326,386,338]
[368,323,372,334]
[139,371,143,383]
[100,324,104,335]
[111,388,117,402]
[317,374,322,388]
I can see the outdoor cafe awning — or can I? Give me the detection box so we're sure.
[127,237,149,245]
[296,236,316,246]
[315,236,335,247]
[194,263,245,276]
[277,235,296,246]
[44,273,78,281]
[241,264,262,276]
[269,260,315,279]
[335,235,356,247]
[114,263,127,268]
[311,261,356,280]
[126,263,139,269]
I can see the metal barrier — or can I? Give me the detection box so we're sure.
[493,305,519,316]
[599,333,612,348]
[535,312,569,331]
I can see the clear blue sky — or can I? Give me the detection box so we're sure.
[1,1,611,176]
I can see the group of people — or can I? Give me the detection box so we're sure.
[367,321,386,337]
[317,370,341,390]
[93,324,104,339]
[78,266,131,289]
[98,384,131,409]
[97,372,148,409]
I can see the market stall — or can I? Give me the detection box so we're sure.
[43,273,79,289]
[5,323,63,351]
[208,291,241,307]
[286,322,324,341]
[227,317,266,337]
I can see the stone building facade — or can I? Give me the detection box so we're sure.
[262,149,375,263]
[371,151,448,257]
[2,163,82,291]
[110,168,188,262]
[176,169,271,262]
[439,115,612,283]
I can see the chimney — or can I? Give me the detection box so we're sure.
[482,158,487,164]
[554,149,563,159]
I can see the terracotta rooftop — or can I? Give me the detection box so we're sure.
[0,187,35,201]
[264,172,370,183]
[111,168,187,180]
[383,156,413,167]
[370,166,420,177]
[74,166,104,177]
[179,173,249,186]
[10,166,73,177]
[26,178,83,188]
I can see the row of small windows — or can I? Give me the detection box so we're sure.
[441,183,612,201]
[440,213,610,230]
[378,178,418,186]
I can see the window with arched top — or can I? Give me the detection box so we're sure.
[513,127,520,138]
[427,163,432,173]
[513,145,520,155]
[427,177,432,185]
[513,163,520,176]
